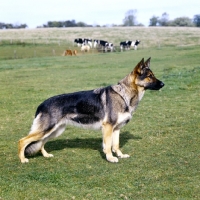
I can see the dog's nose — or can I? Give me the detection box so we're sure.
[160,82,165,88]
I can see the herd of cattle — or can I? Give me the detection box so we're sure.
[74,38,140,52]
[62,38,140,56]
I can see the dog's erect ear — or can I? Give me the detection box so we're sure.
[144,57,151,68]
[133,58,145,75]
[136,58,144,70]
[140,58,144,64]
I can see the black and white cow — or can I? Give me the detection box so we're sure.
[133,40,140,50]
[120,40,140,51]
[83,38,93,48]
[107,43,114,52]
[120,41,133,51]
[74,38,84,47]
[74,38,93,47]
[94,39,115,52]
[94,39,108,48]
[93,39,100,48]
[99,40,108,48]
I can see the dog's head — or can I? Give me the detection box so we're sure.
[132,57,164,90]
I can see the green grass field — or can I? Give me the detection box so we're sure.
[0,27,200,200]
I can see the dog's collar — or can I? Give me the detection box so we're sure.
[111,84,129,107]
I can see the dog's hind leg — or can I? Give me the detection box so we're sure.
[41,144,54,158]
[112,130,130,159]
[40,124,66,158]
[18,131,44,163]
[102,123,118,163]
[19,124,66,163]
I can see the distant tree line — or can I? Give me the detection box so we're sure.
[37,20,92,28]
[123,10,200,27]
[0,22,28,29]
[149,13,200,27]
[0,12,200,29]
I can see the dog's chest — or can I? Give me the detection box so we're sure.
[138,90,145,101]
[115,112,132,129]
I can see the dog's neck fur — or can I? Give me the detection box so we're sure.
[110,72,145,115]
[118,73,145,102]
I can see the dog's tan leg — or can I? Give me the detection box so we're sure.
[18,132,43,163]
[102,123,118,163]
[41,144,54,158]
[40,124,66,158]
[112,130,130,158]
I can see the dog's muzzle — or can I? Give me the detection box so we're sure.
[160,81,165,88]
[148,80,165,90]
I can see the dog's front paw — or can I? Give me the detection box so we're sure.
[113,149,130,159]
[118,154,130,158]
[20,158,29,163]
[106,154,119,163]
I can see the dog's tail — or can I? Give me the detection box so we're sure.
[25,140,43,156]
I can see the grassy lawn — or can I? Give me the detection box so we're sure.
[0,27,200,199]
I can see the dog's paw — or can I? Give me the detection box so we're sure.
[113,149,130,159]
[106,155,119,163]
[44,153,54,158]
[21,158,29,163]
[119,154,130,158]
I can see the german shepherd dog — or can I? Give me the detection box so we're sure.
[18,58,164,163]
